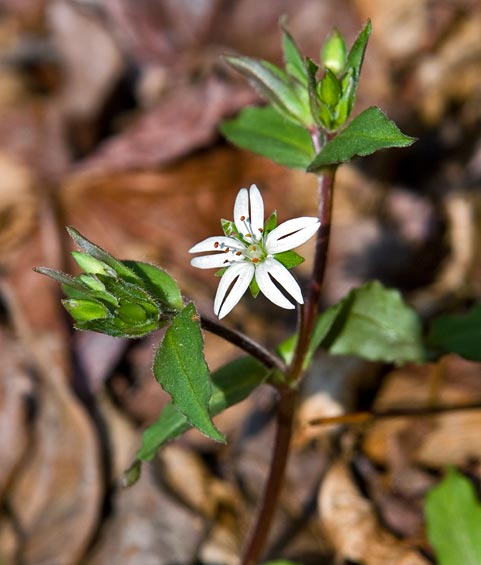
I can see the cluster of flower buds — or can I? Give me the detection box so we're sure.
[36,228,183,337]
[225,20,371,133]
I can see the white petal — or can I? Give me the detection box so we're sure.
[264,257,304,303]
[189,236,244,253]
[233,187,249,236]
[255,260,295,310]
[249,184,264,235]
[191,253,236,269]
[265,217,320,254]
[214,262,255,319]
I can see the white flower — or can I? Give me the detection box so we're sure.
[189,184,320,319]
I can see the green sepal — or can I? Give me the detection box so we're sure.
[305,57,322,127]
[249,276,260,298]
[321,28,347,74]
[333,69,355,127]
[62,299,109,323]
[221,218,238,237]
[122,260,183,311]
[215,267,228,277]
[307,106,416,171]
[264,210,278,233]
[274,250,304,269]
[67,227,141,284]
[71,252,115,277]
[153,303,225,443]
[220,105,315,169]
[319,68,341,108]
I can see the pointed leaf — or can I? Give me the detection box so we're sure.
[71,252,114,276]
[308,107,415,171]
[67,227,141,284]
[346,20,372,78]
[281,23,307,86]
[224,55,309,124]
[220,105,315,169]
[427,304,481,361]
[426,467,481,565]
[137,356,268,460]
[34,267,90,292]
[323,281,424,364]
[123,260,183,311]
[153,303,224,442]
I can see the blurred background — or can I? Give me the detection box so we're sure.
[1,0,481,563]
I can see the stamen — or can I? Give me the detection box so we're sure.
[214,242,219,248]
[240,215,246,221]
[236,251,242,256]
[250,245,257,251]
[259,228,263,232]
[245,234,251,238]
[224,248,229,253]
[252,258,259,263]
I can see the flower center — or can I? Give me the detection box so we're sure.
[243,243,265,264]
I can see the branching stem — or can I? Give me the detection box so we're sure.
[200,314,286,373]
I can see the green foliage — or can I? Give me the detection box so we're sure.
[35,228,182,338]
[274,250,305,269]
[427,304,481,361]
[224,55,311,126]
[131,356,268,473]
[153,303,224,443]
[308,106,415,171]
[280,281,424,366]
[281,21,308,87]
[426,467,481,565]
[220,105,315,169]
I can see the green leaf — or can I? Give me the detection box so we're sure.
[274,250,304,270]
[427,304,481,362]
[321,28,347,74]
[123,260,183,311]
[346,20,372,78]
[279,281,423,367]
[307,107,415,171]
[220,105,315,169]
[224,56,309,125]
[281,22,308,86]
[426,467,481,565]
[67,227,141,284]
[324,281,424,364]
[34,267,91,293]
[278,299,343,366]
[137,356,268,461]
[153,303,224,443]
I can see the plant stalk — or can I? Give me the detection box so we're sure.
[240,386,296,565]
[240,167,337,564]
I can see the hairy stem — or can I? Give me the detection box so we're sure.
[200,315,286,373]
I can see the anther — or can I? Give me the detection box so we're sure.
[252,258,259,263]
[236,251,242,256]
[214,242,219,248]
[240,215,246,221]
[259,228,263,233]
